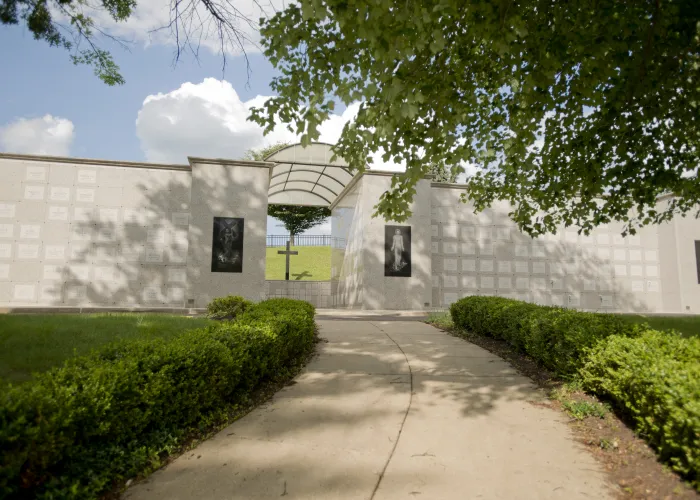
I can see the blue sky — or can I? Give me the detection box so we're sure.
[0,18,352,235]
[0,23,278,161]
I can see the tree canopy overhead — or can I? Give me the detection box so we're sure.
[250,0,700,236]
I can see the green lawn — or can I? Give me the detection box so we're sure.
[621,314,700,338]
[266,245,331,281]
[0,314,214,384]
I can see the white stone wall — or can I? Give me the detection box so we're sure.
[331,179,365,307]
[359,174,433,310]
[0,155,193,307]
[3,152,694,313]
[265,280,332,308]
[430,185,663,312]
[186,159,270,307]
[657,198,700,313]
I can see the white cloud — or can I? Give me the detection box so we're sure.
[0,115,74,156]
[136,78,405,171]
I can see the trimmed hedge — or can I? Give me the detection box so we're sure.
[0,299,316,499]
[206,294,253,320]
[579,331,700,486]
[450,296,642,375]
[450,296,700,489]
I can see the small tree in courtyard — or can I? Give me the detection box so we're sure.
[244,142,331,245]
[266,205,330,245]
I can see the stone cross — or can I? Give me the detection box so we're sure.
[277,241,299,281]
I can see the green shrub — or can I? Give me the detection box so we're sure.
[449,296,642,375]
[579,330,700,487]
[450,296,700,489]
[206,295,253,320]
[0,299,315,499]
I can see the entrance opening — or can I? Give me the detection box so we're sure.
[263,143,354,307]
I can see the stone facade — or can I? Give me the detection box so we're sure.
[0,155,194,307]
[1,149,698,312]
[0,153,271,308]
[331,173,432,310]
[265,280,333,308]
[331,178,364,307]
[428,185,662,312]
[186,158,270,307]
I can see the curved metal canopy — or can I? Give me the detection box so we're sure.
[266,143,354,207]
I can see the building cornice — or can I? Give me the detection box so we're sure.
[329,170,434,210]
[431,182,468,189]
[0,152,190,171]
[187,157,275,169]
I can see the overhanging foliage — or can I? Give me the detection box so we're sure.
[250,0,700,236]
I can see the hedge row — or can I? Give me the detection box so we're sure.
[449,296,643,375]
[450,296,700,489]
[0,298,316,499]
[206,294,253,320]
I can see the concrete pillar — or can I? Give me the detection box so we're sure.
[186,158,271,307]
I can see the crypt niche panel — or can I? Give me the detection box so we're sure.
[211,217,244,273]
[385,225,411,277]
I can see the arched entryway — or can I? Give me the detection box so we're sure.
[264,143,354,307]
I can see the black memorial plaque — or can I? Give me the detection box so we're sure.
[211,217,244,273]
[385,225,411,277]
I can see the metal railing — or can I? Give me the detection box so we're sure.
[266,235,346,248]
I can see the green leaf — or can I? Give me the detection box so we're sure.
[253,0,700,236]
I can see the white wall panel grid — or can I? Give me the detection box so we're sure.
[0,157,192,307]
[429,186,671,312]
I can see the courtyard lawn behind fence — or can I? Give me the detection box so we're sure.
[0,314,214,384]
[265,245,331,281]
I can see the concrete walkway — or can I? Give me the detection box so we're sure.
[125,320,611,500]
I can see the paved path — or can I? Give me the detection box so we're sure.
[125,320,611,500]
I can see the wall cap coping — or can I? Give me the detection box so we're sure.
[265,280,332,283]
[329,170,433,210]
[363,169,433,179]
[0,152,190,171]
[187,157,275,169]
[431,182,468,189]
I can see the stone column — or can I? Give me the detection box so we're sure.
[357,172,433,310]
[186,158,271,308]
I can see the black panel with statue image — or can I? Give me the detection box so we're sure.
[385,225,411,277]
[211,217,244,273]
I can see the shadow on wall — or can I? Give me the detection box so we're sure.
[430,201,661,313]
[331,195,364,308]
[363,233,430,311]
[533,237,655,313]
[331,177,432,311]
[332,238,430,311]
[40,165,267,308]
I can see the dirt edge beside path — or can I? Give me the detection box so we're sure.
[431,324,698,500]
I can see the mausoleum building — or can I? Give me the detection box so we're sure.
[0,143,698,313]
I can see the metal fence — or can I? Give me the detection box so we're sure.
[266,235,346,248]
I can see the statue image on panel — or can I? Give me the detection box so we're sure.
[385,225,411,277]
[211,217,244,273]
